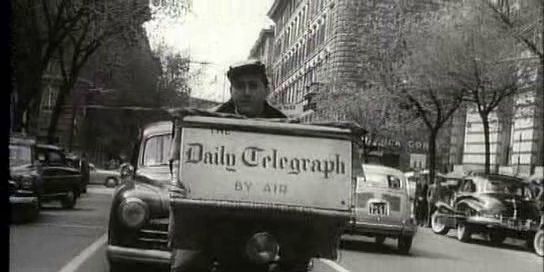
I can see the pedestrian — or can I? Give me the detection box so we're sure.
[414,177,428,227]
[168,59,287,272]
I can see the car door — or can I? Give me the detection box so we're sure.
[44,149,80,194]
[35,148,60,195]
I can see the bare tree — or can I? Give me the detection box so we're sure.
[45,0,192,143]
[315,82,418,161]
[440,2,531,174]
[363,4,464,189]
[485,0,543,167]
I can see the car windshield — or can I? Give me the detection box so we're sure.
[363,172,403,189]
[143,134,172,167]
[483,178,528,196]
[9,144,32,167]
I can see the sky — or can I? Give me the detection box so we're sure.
[145,0,275,102]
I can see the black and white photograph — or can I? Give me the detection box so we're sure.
[8,0,544,271]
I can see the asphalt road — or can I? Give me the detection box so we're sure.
[9,185,113,272]
[338,230,543,272]
[9,184,544,272]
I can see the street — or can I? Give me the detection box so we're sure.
[9,184,543,272]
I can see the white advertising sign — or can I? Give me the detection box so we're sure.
[180,127,352,211]
[277,104,304,117]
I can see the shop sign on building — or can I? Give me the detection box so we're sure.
[277,103,304,118]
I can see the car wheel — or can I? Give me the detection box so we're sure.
[534,230,544,257]
[457,222,471,242]
[431,210,450,235]
[61,190,77,209]
[375,236,386,245]
[488,231,506,245]
[105,177,118,188]
[397,236,413,254]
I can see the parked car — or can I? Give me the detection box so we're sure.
[431,173,542,255]
[9,136,82,209]
[345,164,417,254]
[525,173,544,211]
[534,224,544,257]
[89,164,123,188]
[106,121,172,271]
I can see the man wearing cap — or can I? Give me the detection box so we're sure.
[169,60,286,272]
[212,59,286,118]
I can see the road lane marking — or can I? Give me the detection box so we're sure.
[58,233,107,272]
[320,259,351,272]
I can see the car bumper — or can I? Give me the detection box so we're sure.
[466,216,538,232]
[10,195,39,206]
[107,245,171,265]
[346,221,417,237]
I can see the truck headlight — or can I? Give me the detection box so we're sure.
[118,198,148,228]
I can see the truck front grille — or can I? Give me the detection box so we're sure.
[136,218,169,251]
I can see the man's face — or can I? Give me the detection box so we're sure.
[230,73,268,117]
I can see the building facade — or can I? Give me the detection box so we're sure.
[248,27,275,71]
[460,89,543,176]
[264,0,446,171]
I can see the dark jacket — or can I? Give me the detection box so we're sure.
[211,99,286,118]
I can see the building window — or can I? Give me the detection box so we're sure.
[41,85,57,111]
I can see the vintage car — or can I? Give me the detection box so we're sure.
[345,164,417,254]
[168,111,365,271]
[106,121,172,271]
[535,225,544,257]
[89,163,124,188]
[9,135,82,209]
[430,173,543,254]
[9,136,40,222]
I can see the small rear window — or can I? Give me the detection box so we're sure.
[362,172,403,189]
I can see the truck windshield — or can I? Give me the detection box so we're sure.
[9,144,32,167]
[143,134,172,167]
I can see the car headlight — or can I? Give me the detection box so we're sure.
[118,198,148,228]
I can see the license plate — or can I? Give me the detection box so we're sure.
[369,202,389,216]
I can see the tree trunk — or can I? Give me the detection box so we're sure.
[426,128,438,227]
[481,113,491,174]
[427,129,437,186]
[67,104,77,152]
[47,83,72,144]
[539,55,544,168]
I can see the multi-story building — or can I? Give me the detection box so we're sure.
[266,0,441,122]
[248,27,275,72]
[265,0,446,170]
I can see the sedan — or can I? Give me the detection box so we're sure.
[89,164,122,188]
[345,164,417,254]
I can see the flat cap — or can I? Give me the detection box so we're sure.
[227,59,268,85]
